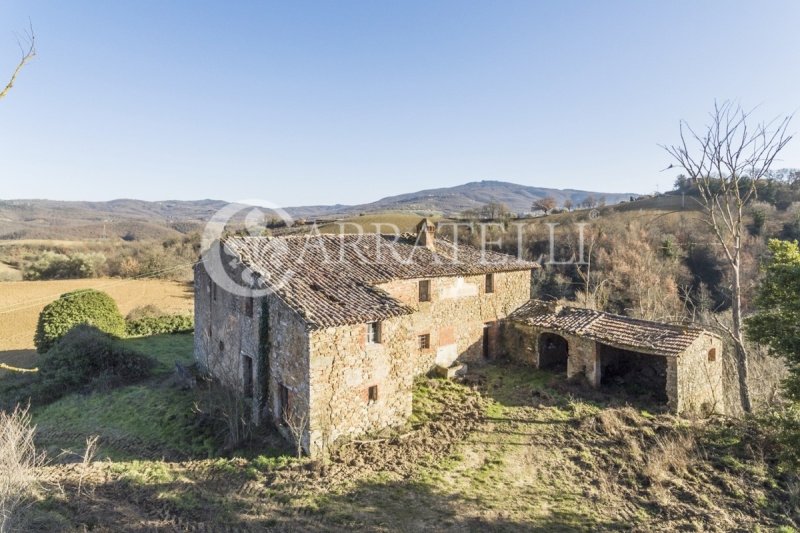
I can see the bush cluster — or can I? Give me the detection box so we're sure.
[34,289,126,353]
[22,251,106,280]
[37,325,155,403]
[126,314,194,337]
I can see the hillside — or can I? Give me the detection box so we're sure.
[6,334,794,531]
[335,180,635,216]
[0,181,636,240]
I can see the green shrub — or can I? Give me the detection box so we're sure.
[37,325,155,403]
[22,251,106,280]
[34,289,126,354]
[126,314,194,337]
[125,304,164,322]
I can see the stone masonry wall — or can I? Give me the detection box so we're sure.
[307,315,414,455]
[377,270,532,375]
[504,321,597,384]
[304,269,532,455]
[194,261,311,449]
[674,334,725,415]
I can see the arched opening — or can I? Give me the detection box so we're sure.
[538,333,569,371]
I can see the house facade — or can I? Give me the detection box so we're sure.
[195,221,536,455]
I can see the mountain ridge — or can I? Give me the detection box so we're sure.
[0,180,637,240]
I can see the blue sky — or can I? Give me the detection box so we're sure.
[1,1,799,206]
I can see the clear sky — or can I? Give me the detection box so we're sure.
[1,1,799,206]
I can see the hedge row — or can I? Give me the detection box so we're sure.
[126,314,194,337]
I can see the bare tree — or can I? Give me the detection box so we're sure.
[662,101,793,414]
[563,198,574,212]
[532,196,557,214]
[282,401,309,458]
[0,23,35,102]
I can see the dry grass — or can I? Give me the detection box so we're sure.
[0,405,44,533]
[0,278,193,370]
[0,239,90,248]
[316,212,445,234]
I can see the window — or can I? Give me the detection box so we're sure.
[418,333,431,350]
[419,280,431,302]
[485,273,494,294]
[368,385,379,402]
[708,348,716,362]
[279,383,291,423]
[218,340,225,353]
[245,297,254,318]
[367,321,382,344]
[242,354,254,398]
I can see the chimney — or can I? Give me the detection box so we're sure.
[416,218,436,251]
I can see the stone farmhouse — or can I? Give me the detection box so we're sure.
[195,219,725,455]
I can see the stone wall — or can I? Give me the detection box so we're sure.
[194,261,311,449]
[674,333,724,415]
[307,315,415,455]
[377,270,532,374]
[304,269,532,455]
[504,322,597,384]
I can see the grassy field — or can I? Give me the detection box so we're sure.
[0,260,21,281]
[0,278,193,372]
[6,333,794,531]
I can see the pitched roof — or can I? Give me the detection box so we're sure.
[222,233,537,330]
[508,300,711,357]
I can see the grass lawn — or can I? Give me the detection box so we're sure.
[31,333,219,460]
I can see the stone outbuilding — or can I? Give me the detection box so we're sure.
[504,300,725,415]
[194,223,537,456]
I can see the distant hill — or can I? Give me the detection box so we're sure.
[305,180,636,217]
[0,181,637,240]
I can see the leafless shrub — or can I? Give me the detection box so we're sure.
[0,405,44,533]
[283,403,309,458]
[76,435,99,497]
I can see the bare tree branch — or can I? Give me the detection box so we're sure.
[661,100,794,414]
[0,22,35,101]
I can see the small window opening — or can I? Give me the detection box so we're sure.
[418,334,431,350]
[211,281,217,301]
[218,340,225,353]
[419,280,431,302]
[367,321,382,344]
[242,354,254,398]
[279,383,291,424]
[368,385,379,402]
[708,348,717,362]
[245,297,254,317]
[485,273,494,294]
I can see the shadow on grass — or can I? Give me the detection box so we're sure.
[27,470,629,532]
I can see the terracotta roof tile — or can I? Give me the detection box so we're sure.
[222,233,537,330]
[508,300,711,357]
